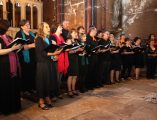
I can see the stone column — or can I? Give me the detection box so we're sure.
[20,2,26,20]
[56,0,61,23]
[30,4,33,29]
[102,0,107,30]
[12,0,15,27]
[85,0,92,32]
[37,3,42,26]
[2,0,7,19]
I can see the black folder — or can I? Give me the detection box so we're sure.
[45,43,81,53]
[91,45,104,52]
[7,37,28,48]
[45,44,61,53]
[133,47,145,53]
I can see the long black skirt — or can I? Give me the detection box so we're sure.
[0,63,21,115]
[36,62,53,98]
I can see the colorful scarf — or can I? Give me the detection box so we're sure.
[0,35,20,77]
[52,34,69,74]
[21,30,35,63]
[44,37,54,60]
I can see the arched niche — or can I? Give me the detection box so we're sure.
[33,5,38,29]
[6,0,13,26]
[0,1,3,20]
[15,3,21,27]
[26,5,31,26]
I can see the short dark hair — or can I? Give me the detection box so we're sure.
[19,19,29,27]
[125,37,130,42]
[88,26,96,34]
[120,34,125,37]
[0,19,10,35]
[148,34,155,40]
[51,23,62,33]
[134,37,141,42]
[77,26,84,32]
[67,28,77,39]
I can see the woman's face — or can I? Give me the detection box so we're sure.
[135,39,141,45]
[103,31,110,40]
[98,32,103,38]
[90,28,97,37]
[120,35,125,40]
[150,40,154,46]
[81,35,86,42]
[110,34,114,40]
[43,23,50,36]
[21,22,30,33]
[126,40,131,45]
[56,25,63,34]
[79,28,85,34]
[150,35,155,40]
[71,31,78,39]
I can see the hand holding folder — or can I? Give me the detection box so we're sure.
[45,43,84,53]
[7,37,28,48]
[45,43,72,53]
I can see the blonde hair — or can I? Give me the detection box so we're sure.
[36,22,48,39]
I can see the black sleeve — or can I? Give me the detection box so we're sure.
[0,38,2,44]
[119,46,124,53]
[15,31,22,39]
[35,37,47,57]
[49,35,57,42]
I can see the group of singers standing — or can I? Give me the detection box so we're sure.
[0,19,157,114]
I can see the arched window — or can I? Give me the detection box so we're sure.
[6,0,13,26]
[0,1,3,20]
[15,3,21,27]
[33,5,38,29]
[26,5,31,27]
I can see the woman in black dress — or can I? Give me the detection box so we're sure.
[110,37,121,83]
[35,22,62,110]
[15,19,36,94]
[49,23,69,99]
[133,37,144,80]
[98,30,111,85]
[86,26,99,89]
[0,20,21,115]
[146,40,157,79]
[66,29,83,97]
[77,33,89,93]
[120,38,134,80]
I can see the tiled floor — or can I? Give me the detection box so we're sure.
[1,79,157,120]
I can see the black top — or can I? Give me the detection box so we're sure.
[49,35,63,44]
[0,38,10,64]
[120,46,134,64]
[98,39,111,61]
[62,28,69,41]
[86,34,99,55]
[0,36,21,115]
[35,37,52,63]
[86,34,98,48]
[15,30,36,63]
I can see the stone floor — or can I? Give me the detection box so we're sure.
[1,79,157,120]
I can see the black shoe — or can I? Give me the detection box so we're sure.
[67,91,74,98]
[88,87,94,90]
[46,103,54,108]
[38,104,49,110]
[57,95,64,99]
[72,90,79,96]
[79,89,86,93]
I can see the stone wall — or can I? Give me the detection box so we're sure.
[125,0,157,38]
[111,0,157,38]
[63,0,85,29]
[42,0,157,38]
[43,0,55,26]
